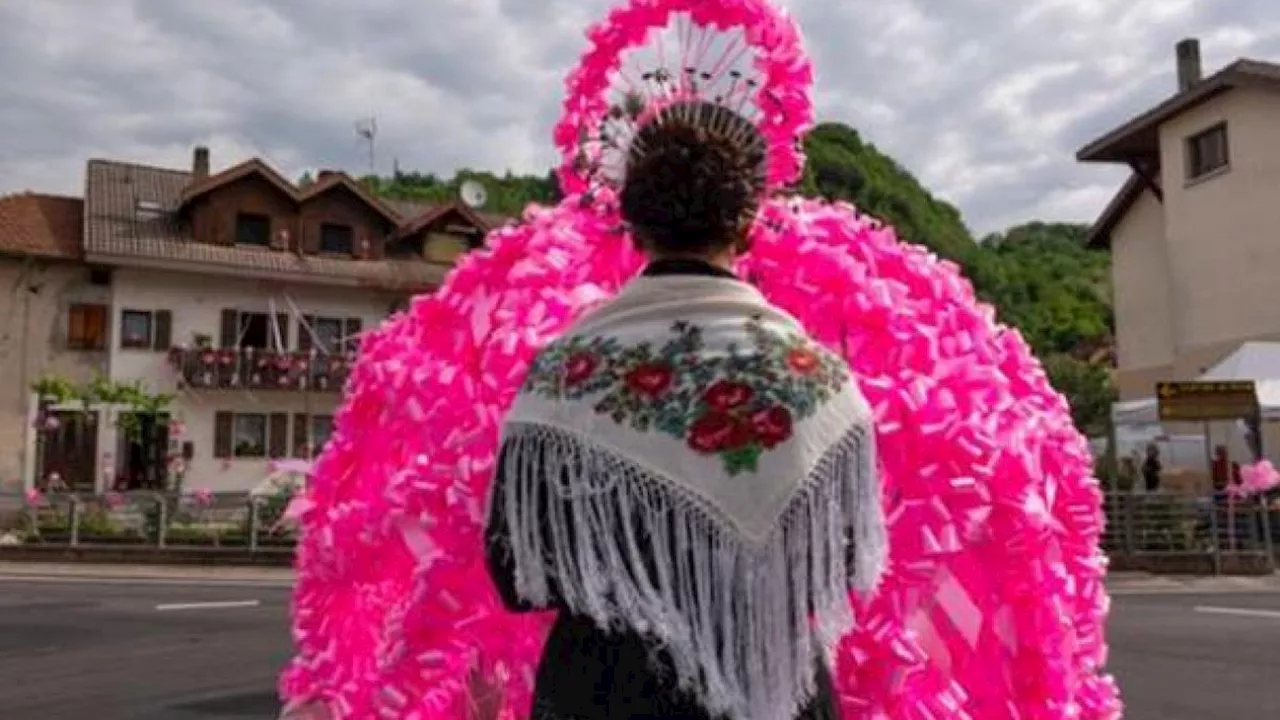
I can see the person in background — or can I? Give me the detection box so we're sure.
[1142,443,1162,493]
[1211,445,1230,491]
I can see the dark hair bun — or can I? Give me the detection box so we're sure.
[619,101,767,253]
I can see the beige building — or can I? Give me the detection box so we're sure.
[0,193,108,494]
[1077,39,1280,401]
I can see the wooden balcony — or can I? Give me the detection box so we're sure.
[166,346,353,391]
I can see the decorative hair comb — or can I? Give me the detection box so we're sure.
[552,2,814,199]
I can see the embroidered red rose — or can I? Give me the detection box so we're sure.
[564,352,598,385]
[688,412,753,453]
[704,380,753,411]
[786,347,820,375]
[751,406,793,449]
[625,362,674,398]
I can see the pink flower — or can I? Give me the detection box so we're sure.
[24,488,43,506]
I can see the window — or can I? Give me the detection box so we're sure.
[310,415,335,452]
[238,312,270,349]
[67,303,107,350]
[299,315,361,352]
[319,223,354,254]
[236,212,271,246]
[291,413,335,457]
[120,310,153,349]
[220,309,288,350]
[1186,123,1229,180]
[312,317,344,352]
[233,414,267,458]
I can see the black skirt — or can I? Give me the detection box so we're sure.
[526,614,841,719]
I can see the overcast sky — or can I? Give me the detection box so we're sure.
[1,0,1277,235]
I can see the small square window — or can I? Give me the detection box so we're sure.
[68,303,108,351]
[1186,123,1229,180]
[319,223,354,254]
[120,310,153,349]
[233,414,267,458]
[236,213,272,246]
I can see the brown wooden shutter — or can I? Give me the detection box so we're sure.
[213,412,234,458]
[292,413,310,457]
[297,316,314,351]
[219,309,239,348]
[152,310,172,351]
[275,313,290,351]
[344,317,363,352]
[268,413,289,459]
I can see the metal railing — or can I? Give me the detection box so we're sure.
[5,488,1276,572]
[1101,490,1278,574]
[0,490,297,553]
[167,346,353,392]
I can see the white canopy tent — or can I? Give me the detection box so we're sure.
[1110,341,1280,426]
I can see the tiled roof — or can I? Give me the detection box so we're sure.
[0,192,83,260]
[82,159,508,290]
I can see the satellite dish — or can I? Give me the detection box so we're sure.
[459,180,487,208]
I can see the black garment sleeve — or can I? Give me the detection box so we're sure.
[484,442,567,613]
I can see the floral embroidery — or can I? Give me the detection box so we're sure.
[522,316,848,475]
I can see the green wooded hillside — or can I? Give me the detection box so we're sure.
[358,122,1115,434]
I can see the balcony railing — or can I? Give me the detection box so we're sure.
[166,346,353,391]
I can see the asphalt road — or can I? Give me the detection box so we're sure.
[0,576,291,720]
[0,574,1277,719]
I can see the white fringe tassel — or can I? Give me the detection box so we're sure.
[496,421,885,720]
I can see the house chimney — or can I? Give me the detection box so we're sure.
[1176,38,1202,92]
[317,169,337,181]
[192,146,210,180]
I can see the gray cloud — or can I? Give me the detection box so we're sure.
[1,0,1277,235]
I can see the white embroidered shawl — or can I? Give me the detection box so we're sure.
[492,274,886,720]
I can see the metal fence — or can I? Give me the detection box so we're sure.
[0,490,297,552]
[5,488,1277,572]
[1101,491,1278,574]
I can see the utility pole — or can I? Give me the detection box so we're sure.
[355,116,377,177]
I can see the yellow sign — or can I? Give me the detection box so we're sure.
[1156,380,1259,421]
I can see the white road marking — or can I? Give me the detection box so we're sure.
[1194,605,1280,619]
[155,600,262,612]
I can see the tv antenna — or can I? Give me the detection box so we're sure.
[459,179,487,208]
[355,116,377,176]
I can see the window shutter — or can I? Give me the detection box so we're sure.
[297,316,314,351]
[268,413,289,459]
[152,310,173,351]
[275,313,291,351]
[344,317,363,352]
[213,412,234,459]
[88,304,107,350]
[292,413,310,457]
[219,309,239,348]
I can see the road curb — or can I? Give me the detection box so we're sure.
[0,560,294,584]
